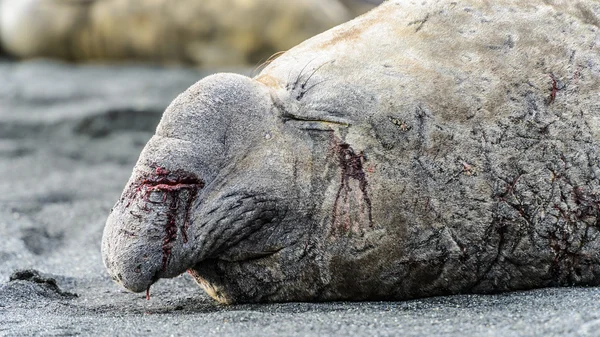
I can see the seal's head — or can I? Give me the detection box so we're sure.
[101,73,307,300]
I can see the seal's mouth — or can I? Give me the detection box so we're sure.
[130,166,205,273]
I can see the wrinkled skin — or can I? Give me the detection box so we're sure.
[103,0,600,303]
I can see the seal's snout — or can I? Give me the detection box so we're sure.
[137,166,204,273]
[101,165,204,293]
[102,206,163,293]
[102,72,278,296]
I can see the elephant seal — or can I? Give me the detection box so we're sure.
[0,0,353,66]
[102,0,600,303]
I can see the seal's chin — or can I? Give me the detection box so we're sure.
[187,261,232,304]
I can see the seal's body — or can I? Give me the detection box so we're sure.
[0,0,352,65]
[102,0,600,303]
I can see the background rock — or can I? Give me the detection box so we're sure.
[0,0,381,66]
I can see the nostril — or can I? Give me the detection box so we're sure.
[148,190,166,203]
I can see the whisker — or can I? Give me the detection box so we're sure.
[301,60,333,90]
[252,50,286,77]
[290,57,318,90]
[301,78,331,98]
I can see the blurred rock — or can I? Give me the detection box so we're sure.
[0,0,360,67]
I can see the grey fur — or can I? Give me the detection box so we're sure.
[102,0,600,303]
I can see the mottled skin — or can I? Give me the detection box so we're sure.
[102,0,600,303]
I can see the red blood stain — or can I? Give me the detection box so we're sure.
[126,164,204,272]
[331,139,373,232]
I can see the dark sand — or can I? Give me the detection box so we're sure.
[1,60,600,336]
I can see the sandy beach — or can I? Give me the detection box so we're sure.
[1,59,600,337]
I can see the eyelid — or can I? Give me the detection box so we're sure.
[281,111,352,128]
[283,120,348,131]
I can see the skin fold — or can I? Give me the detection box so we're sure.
[102,0,600,303]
